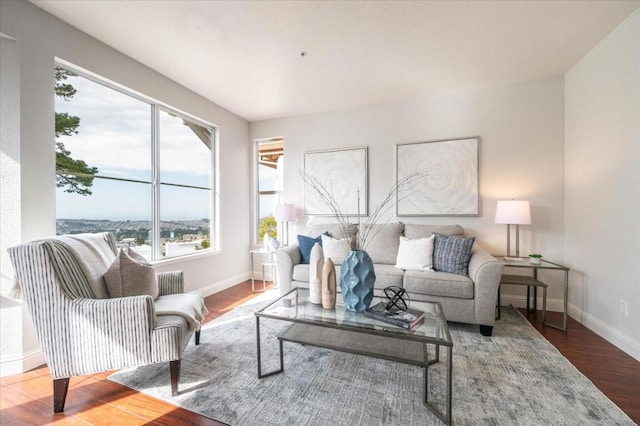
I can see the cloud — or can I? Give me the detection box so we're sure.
[56,73,212,181]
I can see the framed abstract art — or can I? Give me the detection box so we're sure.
[396,137,480,216]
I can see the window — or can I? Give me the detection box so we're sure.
[255,138,284,244]
[55,64,216,260]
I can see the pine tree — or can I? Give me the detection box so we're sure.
[55,67,98,196]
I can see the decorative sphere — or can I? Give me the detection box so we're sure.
[383,286,409,312]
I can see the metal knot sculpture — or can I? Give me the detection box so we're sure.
[383,286,410,313]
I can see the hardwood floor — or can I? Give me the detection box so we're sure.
[2,281,639,425]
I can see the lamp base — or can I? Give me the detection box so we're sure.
[503,256,524,262]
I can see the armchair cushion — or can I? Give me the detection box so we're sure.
[104,248,159,299]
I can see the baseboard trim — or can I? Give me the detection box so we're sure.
[568,304,640,362]
[500,294,640,362]
[0,347,45,377]
[198,272,251,297]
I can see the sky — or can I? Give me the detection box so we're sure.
[55,71,213,221]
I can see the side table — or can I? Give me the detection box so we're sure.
[495,256,570,331]
[250,249,278,292]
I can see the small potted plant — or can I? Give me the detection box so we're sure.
[529,254,542,265]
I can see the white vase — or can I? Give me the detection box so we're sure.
[322,257,336,309]
[268,237,280,252]
[309,242,324,304]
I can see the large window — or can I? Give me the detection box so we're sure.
[255,138,284,244]
[55,64,215,260]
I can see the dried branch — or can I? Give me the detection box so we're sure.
[300,169,429,251]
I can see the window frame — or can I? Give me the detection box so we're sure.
[55,60,218,261]
[254,137,284,245]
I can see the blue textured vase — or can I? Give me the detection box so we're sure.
[340,250,376,312]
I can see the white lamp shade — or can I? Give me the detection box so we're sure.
[275,204,296,222]
[495,200,531,225]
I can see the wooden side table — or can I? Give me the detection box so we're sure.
[495,257,570,331]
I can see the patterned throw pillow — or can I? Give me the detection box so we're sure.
[297,232,328,264]
[432,233,475,276]
[104,247,159,299]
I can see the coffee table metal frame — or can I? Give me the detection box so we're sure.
[255,288,454,425]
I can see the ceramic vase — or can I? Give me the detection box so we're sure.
[340,250,376,312]
[267,237,280,252]
[309,242,324,304]
[322,258,336,309]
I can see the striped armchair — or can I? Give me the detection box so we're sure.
[8,233,205,412]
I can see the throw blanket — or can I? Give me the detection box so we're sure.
[43,233,117,299]
[155,292,209,332]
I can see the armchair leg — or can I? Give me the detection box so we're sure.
[195,329,201,345]
[53,377,70,413]
[170,360,181,396]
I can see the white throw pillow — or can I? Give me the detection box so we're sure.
[394,235,435,271]
[321,234,352,265]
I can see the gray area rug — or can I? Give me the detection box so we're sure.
[108,290,632,425]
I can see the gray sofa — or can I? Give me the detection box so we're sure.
[275,223,503,335]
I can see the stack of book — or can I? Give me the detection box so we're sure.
[364,302,425,329]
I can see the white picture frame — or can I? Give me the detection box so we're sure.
[303,147,368,216]
[396,137,480,216]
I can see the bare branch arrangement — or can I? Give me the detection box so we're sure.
[300,170,429,251]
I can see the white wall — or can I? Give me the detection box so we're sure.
[0,0,251,374]
[0,33,40,377]
[251,76,566,304]
[565,9,640,360]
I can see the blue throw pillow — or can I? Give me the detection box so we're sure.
[297,232,328,264]
[432,233,475,276]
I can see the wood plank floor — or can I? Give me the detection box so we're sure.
[2,280,639,425]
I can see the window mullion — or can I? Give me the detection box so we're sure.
[151,104,160,261]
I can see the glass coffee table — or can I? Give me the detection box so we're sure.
[255,288,454,425]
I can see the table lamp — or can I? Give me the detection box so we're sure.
[275,204,296,246]
[495,200,531,261]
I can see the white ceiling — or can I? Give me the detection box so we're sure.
[32,0,639,122]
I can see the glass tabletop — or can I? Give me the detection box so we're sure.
[256,288,452,346]
[497,256,569,270]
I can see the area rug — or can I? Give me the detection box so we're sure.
[109,290,633,425]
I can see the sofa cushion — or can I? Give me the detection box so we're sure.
[371,264,404,289]
[297,233,328,264]
[403,270,474,299]
[295,263,403,290]
[360,222,404,264]
[321,234,351,265]
[395,235,434,271]
[433,233,475,276]
[403,224,464,239]
[292,264,310,282]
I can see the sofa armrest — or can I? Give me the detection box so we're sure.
[157,271,185,296]
[468,245,504,326]
[276,244,301,295]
